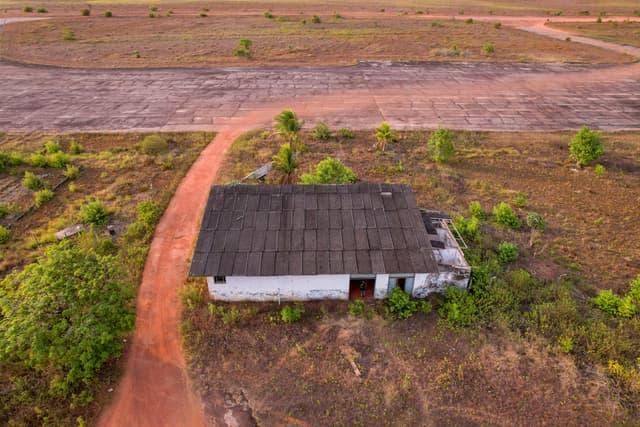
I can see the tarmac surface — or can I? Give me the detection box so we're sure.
[1,60,639,132]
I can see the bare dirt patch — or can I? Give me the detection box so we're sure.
[0,14,632,68]
[218,130,640,292]
[548,20,640,48]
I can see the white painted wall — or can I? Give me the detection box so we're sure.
[374,274,389,299]
[207,274,350,301]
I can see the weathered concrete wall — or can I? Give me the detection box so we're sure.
[207,274,350,301]
[412,271,471,298]
[374,274,389,299]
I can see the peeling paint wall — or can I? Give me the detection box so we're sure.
[374,274,389,299]
[207,274,350,301]
[412,270,471,298]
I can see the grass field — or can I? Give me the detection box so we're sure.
[181,127,640,425]
[0,15,632,68]
[548,20,640,48]
[0,131,214,426]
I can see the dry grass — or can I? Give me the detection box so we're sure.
[218,129,640,292]
[0,15,632,68]
[548,20,640,48]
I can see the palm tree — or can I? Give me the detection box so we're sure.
[273,110,303,150]
[272,143,298,184]
[374,121,397,152]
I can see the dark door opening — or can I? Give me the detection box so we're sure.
[349,278,375,300]
[397,278,406,292]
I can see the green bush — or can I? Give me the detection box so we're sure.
[348,300,364,316]
[374,122,397,152]
[514,192,527,208]
[180,283,204,311]
[22,171,47,190]
[438,286,478,328]
[593,286,638,318]
[280,305,304,323]
[0,225,10,244]
[492,202,521,230]
[497,241,519,264]
[81,8,90,16]
[23,6,33,12]
[312,15,321,23]
[36,7,47,13]
[137,200,162,226]
[454,215,480,242]
[558,336,574,353]
[63,29,76,41]
[300,157,356,184]
[0,151,24,169]
[63,164,80,180]
[44,140,62,153]
[47,151,72,168]
[104,10,112,17]
[427,127,455,162]
[593,290,623,316]
[494,22,502,29]
[594,164,606,176]
[481,43,495,55]
[29,153,48,167]
[233,39,253,58]
[338,127,354,138]
[0,242,134,396]
[312,121,332,140]
[69,140,84,154]
[208,304,241,325]
[34,188,54,207]
[469,201,484,220]
[569,126,603,166]
[418,300,433,314]
[385,287,419,320]
[139,134,169,155]
[264,9,273,18]
[526,212,546,231]
[79,199,111,226]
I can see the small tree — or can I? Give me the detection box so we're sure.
[273,110,303,150]
[374,122,397,152]
[492,202,521,230]
[427,127,455,162]
[569,126,603,167]
[300,157,356,184]
[272,143,298,184]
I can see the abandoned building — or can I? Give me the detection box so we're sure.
[189,183,470,301]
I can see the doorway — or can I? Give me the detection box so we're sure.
[349,278,375,299]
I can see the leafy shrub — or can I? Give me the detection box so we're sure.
[149,5,158,11]
[492,202,521,230]
[264,9,273,18]
[481,43,494,55]
[0,225,10,244]
[81,8,90,16]
[272,143,298,184]
[558,336,574,353]
[47,151,72,168]
[514,192,527,207]
[138,134,169,155]
[593,290,622,316]
[104,10,112,17]
[0,242,134,396]
[348,300,364,316]
[569,126,603,166]
[418,300,433,314]
[385,287,420,319]
[29,152,48,167]
[34,188,54,207]
[338,127,354,138]
[594,286,638,318]
[137,200,162,226]
[280,305,303,323]
[63,29,76,41]
[79,199,111,226]
[454,215,480,242]
[594,164,606,176]
[427,127,455,162]
[431,21,443,28]
[312,121,332,140]
[526,212,546,231]
[180,283,204,311]
[45,140,62,153]
[36,7,47,13]
[69,140,84,154]
[494,22,502,29]
[22,171,47,190]
[23,6,33,12]
[465,18,474,24]
[497,242,519,264]
[0,151,24,169]
[469,201,484,220]
[233,39,253,58]
[208,304,241,325]
[438,286,478,328]
[300,157,356,184]
[63,164,80,179]
[312,15,321,23]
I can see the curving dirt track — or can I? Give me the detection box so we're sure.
[1,15,639,427]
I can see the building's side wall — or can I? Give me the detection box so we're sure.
[412,271,471,298]
[374,274,389,299]
[207,274,350,301]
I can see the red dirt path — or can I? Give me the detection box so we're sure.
[97,129,244,427]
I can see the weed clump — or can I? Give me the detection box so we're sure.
[497,242,519,264]
[34,188,54,207]
[0,226,10,244]
[312,121,332,140]
[492,202,521,230]
[79,198,111,226]
[428,127,455,162]
[280,305,303,323]
[138,134,170,155]
[300,157,356,184]
[22,171,47,190]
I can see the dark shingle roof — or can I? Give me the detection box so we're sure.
[189,184,437,277]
